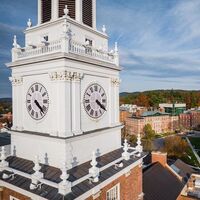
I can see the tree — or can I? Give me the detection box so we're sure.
[163,136,188,157]
[143,124,155,140]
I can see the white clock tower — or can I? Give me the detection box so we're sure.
[8,0,122,168]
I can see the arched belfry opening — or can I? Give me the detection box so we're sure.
[82,0,93,27]
[41,0,52,23]
[59,0,76,19]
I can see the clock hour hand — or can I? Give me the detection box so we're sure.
[96,99,107,111]
[34,100,44,113]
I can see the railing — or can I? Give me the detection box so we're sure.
[16,39,62,59]
[69,40,115,64]
[12,39,118,66]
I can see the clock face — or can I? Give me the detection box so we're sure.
[26,83,49,120]
[83,83,107,119]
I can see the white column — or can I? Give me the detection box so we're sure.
[76,0,82,23]
[71,73,82,135]
[38,0,42,25]
[115,82,120,124]
[109,79,115,126]
[52,0,59,21]
[92,0,96,29]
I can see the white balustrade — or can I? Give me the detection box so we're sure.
[13,39,117,65]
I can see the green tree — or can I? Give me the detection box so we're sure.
[143,124,155,139]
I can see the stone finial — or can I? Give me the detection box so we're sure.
[136,134,143,156]
[64,5,69,18]
[89,151,99,183]
[13,35,17,48]
[27,18,32,28]
[102,25,106,34]
[122,139,130,161]
[30,156,43,189]
[58,162,71,195]
[0,146,9,171]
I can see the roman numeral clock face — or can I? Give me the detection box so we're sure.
[26,83,49,120]
[83,84,107,119]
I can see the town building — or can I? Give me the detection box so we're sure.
[159,103,186,116]
[125,111,178,135]
[0,0,146,199]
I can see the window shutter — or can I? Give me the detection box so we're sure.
[42,0,52,23]
[82,0,93,27]
[59,0,76,19]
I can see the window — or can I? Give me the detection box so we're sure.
[59,0,76,19]
[82,0,93,27]
[10,196,20,200]
[106,184,120,200]
[42,0,52,23]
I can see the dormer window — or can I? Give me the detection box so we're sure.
[82,0,93,27]
[59,0,76,19]
[42,0,52,23]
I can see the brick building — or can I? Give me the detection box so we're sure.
[125,111,178,135]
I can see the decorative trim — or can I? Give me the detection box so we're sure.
[49,71,83,81]
[111,78,121,86]
[9,76,23,86]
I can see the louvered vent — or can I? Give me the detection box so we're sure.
[82,0,93,27]
[42,0,52,23]
[59,0,76,19]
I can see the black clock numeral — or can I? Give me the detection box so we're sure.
[86,92,91,97]
[95,111,98,117]
[90,87,94,93]
[99,109,102,114]
[43,99,48,104]
[40,111,43,116]
[28,93,32,97]
[35,84,38,91]
[85,99,90,103]
[31,87,34,93]
[27,100,31,103]
[28,105,32,111]
[40,87,42,92]
[102,99,106,103]
[90,109,94,116]
[99,88,102,93]
[42,92,47,97]
[31,110,35,116]
[86,104,91,111]
[94,85,98,91]
[43,106,47,112]
[36,112,38,119]
[101,93,105,97]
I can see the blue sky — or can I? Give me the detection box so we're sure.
[1,0,200,98]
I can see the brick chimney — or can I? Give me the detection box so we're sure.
[151,152,167,167]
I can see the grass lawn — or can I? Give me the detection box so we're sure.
[189,137,200,150]
[180,146,200,167]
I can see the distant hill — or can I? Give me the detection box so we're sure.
[0,98,12,103]
[120,90,200,109]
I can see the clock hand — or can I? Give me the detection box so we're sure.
[96,99,107,111]
[34,100,44,113]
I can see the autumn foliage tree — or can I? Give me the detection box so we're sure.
[163,136,188,158]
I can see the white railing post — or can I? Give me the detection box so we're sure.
[58,162,72,195]
[89,151,100,183]
[136,134,143,157]
[122,139,130,161]
[114,42,119,66]
[0,147,9,172]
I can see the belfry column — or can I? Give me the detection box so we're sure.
[38,0,42,25]
[92,0,96,29]
[9,76,24,131]
[71,72,83,135]
[52,0,59,21]
[76,0,82,23]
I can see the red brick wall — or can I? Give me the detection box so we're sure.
[151,152,167,167]
[1,187,30,200]
[86,164,143,200]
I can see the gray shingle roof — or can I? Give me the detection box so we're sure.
[143,162,184,200]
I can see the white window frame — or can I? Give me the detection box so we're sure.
[10,196,20,200]
[106,183,120,200]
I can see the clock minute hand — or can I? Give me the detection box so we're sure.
[34,100,44,113]
[96,100,107,111]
